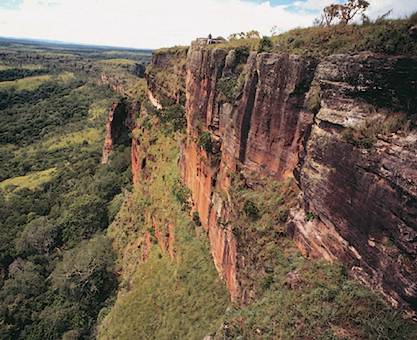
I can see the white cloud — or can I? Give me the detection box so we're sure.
[0,0,316,48]
[366,0,417,20]
[293,0,336,11]
[0,0,415,49]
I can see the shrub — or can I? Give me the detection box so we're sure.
[409,11,417,25]
[216,76,238,102]
[155,103,186,133]
[172,180,191,210]
[305,211,315,222]
[258,36,273,53]
[192,211,201,226]
[234,46,250,64]
[196,131,213,153]
[243,200,260,221]
[306,85,321,114]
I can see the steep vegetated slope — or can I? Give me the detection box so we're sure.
[98,114,228,339]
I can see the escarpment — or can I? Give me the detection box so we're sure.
[167,43,417,313]
[146,47,188,106]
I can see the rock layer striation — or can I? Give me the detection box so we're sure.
[144,44,417,313]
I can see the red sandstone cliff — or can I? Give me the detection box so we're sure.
[181,45,317,302]
[136,42,417,314]
[146,47,188,106]
[177,43,417,313]
[102,100,137,164]
[292,54,417,313]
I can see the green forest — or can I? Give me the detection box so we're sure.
[0,41,151,339]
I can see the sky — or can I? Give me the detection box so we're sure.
[0,0,416,49]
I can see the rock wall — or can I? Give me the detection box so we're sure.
[146,47,188,105]
[292,53,417,313]
[181,46,317,302]
[102,100,136,164]
[178,43,417,313]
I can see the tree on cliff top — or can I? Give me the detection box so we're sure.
[318,0,370,26]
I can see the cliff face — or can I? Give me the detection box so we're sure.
[292,54,417,311]
[181,46,317,302]
[102,100,136,164]
[178,44,417,312]
[146,47,188,105]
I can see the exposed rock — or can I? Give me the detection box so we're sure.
[146,47,188,105]
[295,53,417,313]
[98,73,126,96]
[102,100,136,164]
[284,269,302,289]
[151,44,417,314]
[181,44,317,303]
[409,25,417,38]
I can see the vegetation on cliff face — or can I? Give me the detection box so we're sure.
[98,115,229,339]
[208,175,417,339]
[146,46,188,105]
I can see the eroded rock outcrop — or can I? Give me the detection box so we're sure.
[102,100,136,164]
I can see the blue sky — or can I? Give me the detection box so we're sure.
[0,0,415,48]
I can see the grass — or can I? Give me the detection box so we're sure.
[0,74,52,91]
[98,121,229,339]
[209,19,417,57]
[154,46,188,55]
[0,63,42,71]
[0,167,57,191]
[0,71,75,91]
[271,20,417,56]
[216,258,417,339]
[56,71,75,82]
[45,128,101,151]
[342,112,410,149]
[98,58,136,66]
[208,173,417,339]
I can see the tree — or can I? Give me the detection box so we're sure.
[52,235,116,305]
[245,30,261,39]
[323,4,342,26]
[59,194,108,246]
[320,0,370,26]
[258,36,273,53]
[270,25,280,36]
[339,0,370,24]
[15,216,58,256]
[228,32,245,40]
